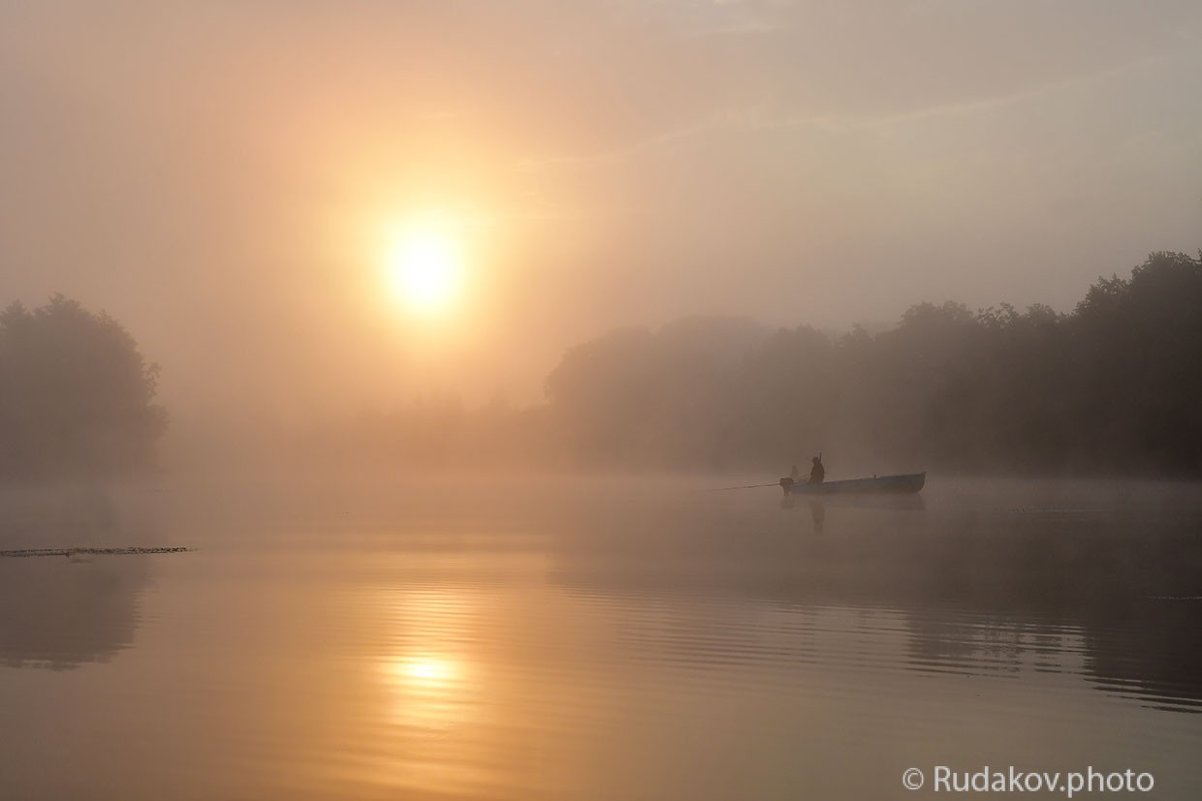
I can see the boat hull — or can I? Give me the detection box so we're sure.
[782,472,925,495]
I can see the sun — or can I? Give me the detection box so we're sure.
[386,220,463,314]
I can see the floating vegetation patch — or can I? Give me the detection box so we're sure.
[0,546,191,558]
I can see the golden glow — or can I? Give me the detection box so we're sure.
[392,656,458,685]
[386,219,463,315]
[382,653,465,735]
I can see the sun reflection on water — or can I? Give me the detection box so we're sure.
[381,652,469,733]
[392,656,459,685]
[353,566,565,797]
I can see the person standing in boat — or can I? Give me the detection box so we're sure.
[809,453,825,485]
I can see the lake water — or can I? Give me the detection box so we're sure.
[2,476,1201,800]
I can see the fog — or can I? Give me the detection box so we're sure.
[3,1,1201,438]
[6,10,1202,797]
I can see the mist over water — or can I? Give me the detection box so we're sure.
[3,2,1202,797]
[2,474,1200,800]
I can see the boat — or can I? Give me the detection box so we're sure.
[780,472,925,495]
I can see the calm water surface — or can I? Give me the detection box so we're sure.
[2,476,1201,800]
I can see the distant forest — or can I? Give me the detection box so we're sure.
[0,296,165,479]
[328,250,1202,476]
[6,251,1201,479]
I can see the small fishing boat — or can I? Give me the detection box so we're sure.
[780,472,925,495]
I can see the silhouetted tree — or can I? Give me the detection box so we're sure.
[0,296,165,479]
[1069,251,1202,472]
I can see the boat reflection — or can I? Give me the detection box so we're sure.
[810,499,825,533]
[780,492,924,533]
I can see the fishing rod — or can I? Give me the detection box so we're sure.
[705,481,782,492]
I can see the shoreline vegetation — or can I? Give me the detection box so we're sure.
[299,250,1202,478]
[4,250,1201,480]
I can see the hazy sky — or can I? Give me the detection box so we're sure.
[2,1,1200,416]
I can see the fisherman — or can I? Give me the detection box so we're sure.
[809,453,825,485]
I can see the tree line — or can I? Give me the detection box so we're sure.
[539,250,1202,475]
[5,250,1200,478]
